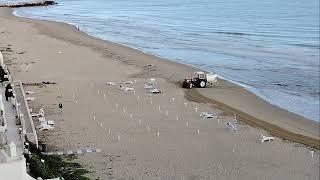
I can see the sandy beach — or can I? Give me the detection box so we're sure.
[0,7,319,179]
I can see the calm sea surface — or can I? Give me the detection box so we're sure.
[10,0,320,121]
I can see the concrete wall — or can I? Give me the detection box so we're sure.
[18,81,38,147]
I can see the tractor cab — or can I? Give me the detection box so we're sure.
[195,71,206,81]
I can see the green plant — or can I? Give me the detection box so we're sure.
[25,140,90,180]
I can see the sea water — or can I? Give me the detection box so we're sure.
[12,0,320,121]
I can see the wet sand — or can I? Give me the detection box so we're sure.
[0,8,319,179]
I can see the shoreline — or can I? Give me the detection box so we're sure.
[12,8,319,122]
[0,7,319,179]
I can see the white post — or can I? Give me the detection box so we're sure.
[0,52,3,67]
[311,150,314,158]
[9,141,17,158]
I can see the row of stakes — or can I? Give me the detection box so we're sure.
[89,97,207,141]
[60,86,318,157]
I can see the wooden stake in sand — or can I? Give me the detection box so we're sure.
[184,102,188,108]
[310,150,314,158]
[157,131,160,138]
[100,122,103,128]
[194,107,198,113]
[217,116,220,123]
[123,108,126,113]
[137,95,140,100]
[172,98,175,102]
[93,115,96,121]
[133,91,136,95]
[186,122,189,127]
[108,128,111,135]
[233,145,235,153]
[97,89,100,95]
[176,116,179,121]
[197,129,200,134]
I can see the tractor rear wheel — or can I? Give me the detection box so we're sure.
[199,80,206,88]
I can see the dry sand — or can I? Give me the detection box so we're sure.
[0,8,319,179]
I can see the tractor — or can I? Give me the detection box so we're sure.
[182,71,218,89]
